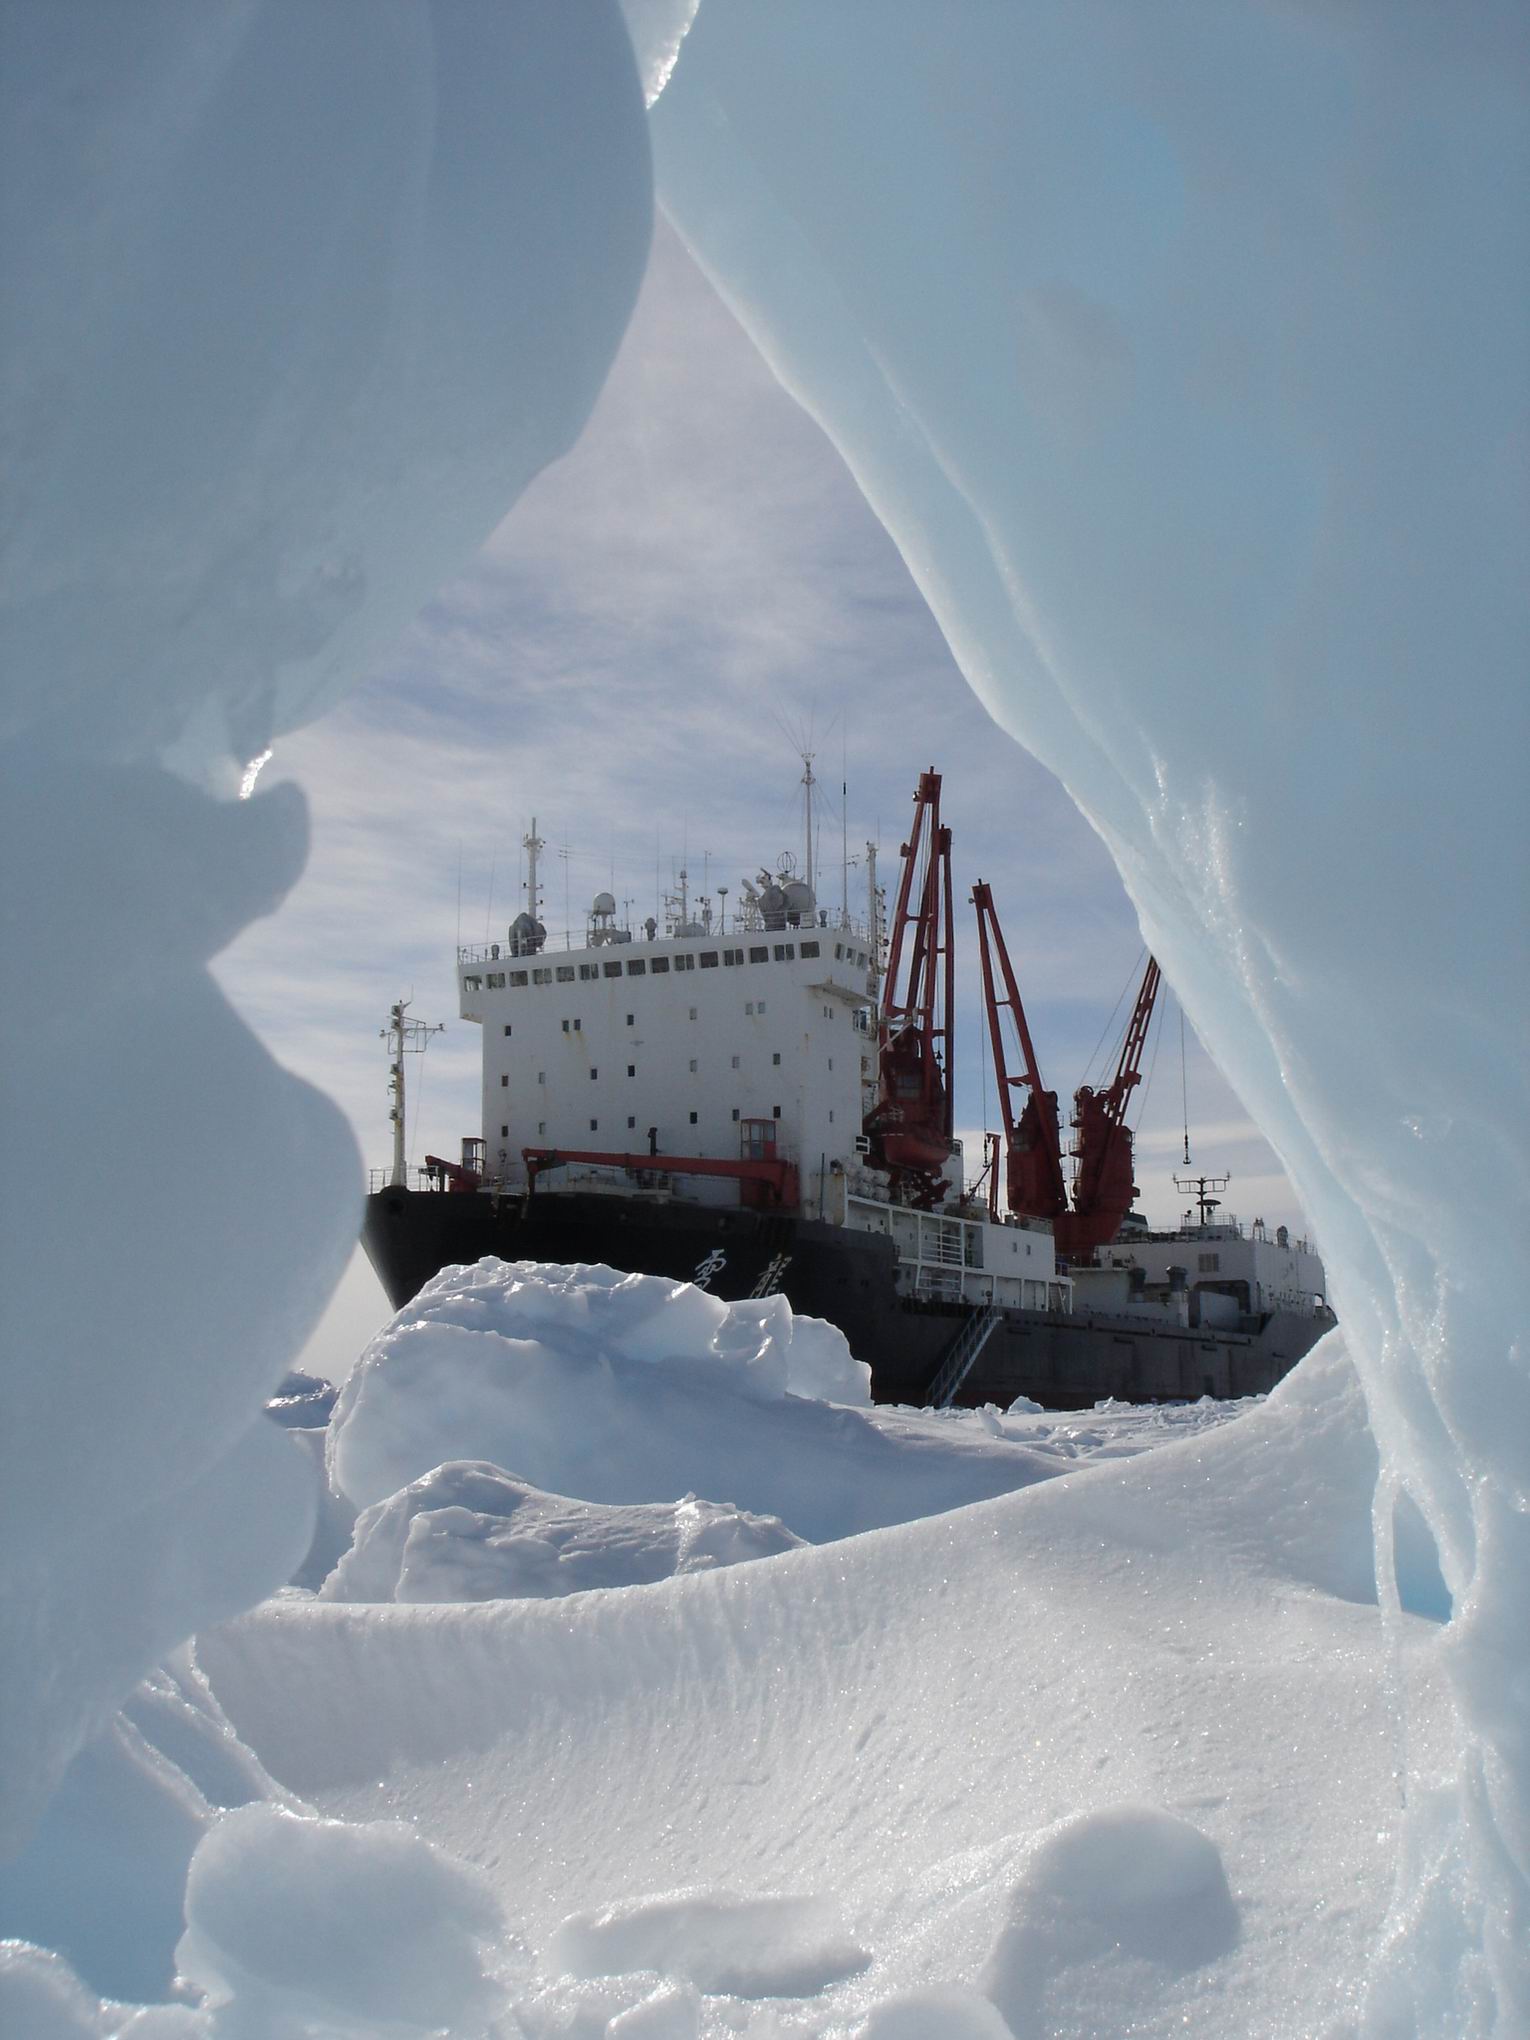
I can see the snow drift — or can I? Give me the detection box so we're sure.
[327,1260,1074,1544]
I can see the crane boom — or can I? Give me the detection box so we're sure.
[863,769,954,1205]
[1054,955,1161,1257]
[971,881,1067,1222]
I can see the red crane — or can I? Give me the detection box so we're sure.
[1054,955,1160,1258]
[971,881,1068,1224]
[863,768,955,1206]
[972,877,1161,1256]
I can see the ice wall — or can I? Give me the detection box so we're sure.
[649,5,1528,2028]
[0,0,650,1846]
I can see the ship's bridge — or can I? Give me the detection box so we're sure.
[458,917,879,1218]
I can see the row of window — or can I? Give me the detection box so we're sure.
[465,936,873,995]
[501,1105,789,1141]
[504,1049,806,1087]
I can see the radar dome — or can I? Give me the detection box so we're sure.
[592,891,617,916]
[783,879,816,924]
[759,883,787,930]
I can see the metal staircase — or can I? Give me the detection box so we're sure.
[925,1303,1004,1409]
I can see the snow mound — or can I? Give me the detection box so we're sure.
[549,1886,869,2001]
[321,1461,804,1604]
[980,1807,1238,2035]
[328,1261,1064,1542]
[854,1985,1013,2039]
[176,1804,513,2038]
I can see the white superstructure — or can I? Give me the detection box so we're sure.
[460,918,874,1209]
[456,877,1070,1313]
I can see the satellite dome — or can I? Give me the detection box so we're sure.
[759,883,787,930]
[782,879,816,923]
[592,891,617,916]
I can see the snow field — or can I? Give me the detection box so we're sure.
[188,1326,1444,2035]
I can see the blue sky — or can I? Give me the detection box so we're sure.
[217,222,1313,1381]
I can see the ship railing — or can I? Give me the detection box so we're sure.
[457,910,876,964]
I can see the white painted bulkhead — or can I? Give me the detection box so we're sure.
[460,926,875,1212]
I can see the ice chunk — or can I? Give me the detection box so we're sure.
[549,1887,869,2000]
[326,1262,1060,1541]
[321,1461,805,1604]
[0,1943,110,2040]
[1,0,652,1864]
[650,17,1529,2016]
[854,1987,1013,2040]
[176,1803,512,2038]
[980,1807,1238,2036]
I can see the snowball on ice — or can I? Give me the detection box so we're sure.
[321,1460,805,1604]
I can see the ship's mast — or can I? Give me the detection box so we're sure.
[866,841,883,988]
[800,749,816,898]
[523,817,545,927]
[382,999,444,1188]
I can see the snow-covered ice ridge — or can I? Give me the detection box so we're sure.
[4,1262,1450,2035]
[1,3,1523,2036]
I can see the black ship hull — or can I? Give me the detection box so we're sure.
[363,1185,1331,1409]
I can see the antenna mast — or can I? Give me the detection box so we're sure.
[523,817,545,926]
[800,748,817,898]
[382,999,444,1188]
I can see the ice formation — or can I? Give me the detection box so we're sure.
[649,5,1530,2023]
[327,1261,1072,1542]
[321,1459,807,1605]
[2,1,1524,2034]
[0,0,649,1843]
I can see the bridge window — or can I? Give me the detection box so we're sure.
[700,952,718,968]
[555,965,574,982]
[750,946,768,963]
[800,941,820,958]
[532,968,552,985]
[579,963,599,981]
[626,958,646,975]
[773,944,794,961]
[724,948,743,965]
[603,960,622,979]
[509,971,528,987]
[651,957,670,974]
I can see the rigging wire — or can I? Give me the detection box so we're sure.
[1133,992,1166,1130]
[1081,945,1146,1089]
[1180,1003,1192,1165]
